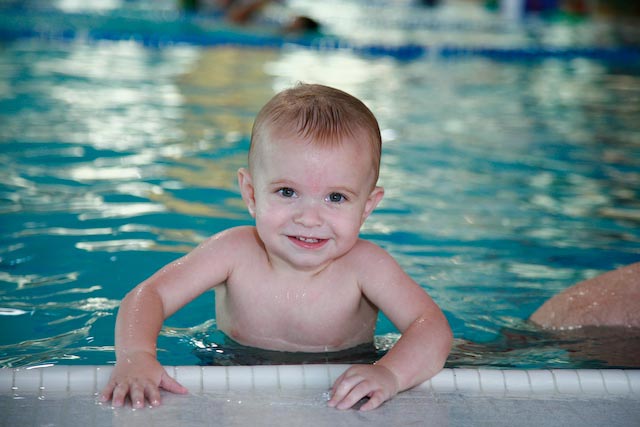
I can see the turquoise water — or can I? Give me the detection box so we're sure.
[1,1,639,369]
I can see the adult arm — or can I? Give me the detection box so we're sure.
[530,262,640,329]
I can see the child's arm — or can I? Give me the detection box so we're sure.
[99,284,188,408]
[99,229,241,408]
[328,245,452,411]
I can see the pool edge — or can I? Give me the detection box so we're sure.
[2,366,639,397]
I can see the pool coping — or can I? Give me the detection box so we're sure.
[2,366,639,397]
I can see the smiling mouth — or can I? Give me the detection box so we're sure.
[288,235,328,248]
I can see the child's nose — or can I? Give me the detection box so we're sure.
[293,199,323,227]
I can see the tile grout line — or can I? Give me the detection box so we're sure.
[325,366,331,392]
[251,366,255,390]
[617,369,631,394]
[596,369,606,395]
[276,365,282,390]
[473,368,482,393]
[39,367,44,398]
[622,370,633,394]
[550,369,559,394]
[574,369,584,394]
[200,366,204,394]
[93,366,97,396]
[525,369,532,395]
[302,365,307,389]
[502,369,512,395]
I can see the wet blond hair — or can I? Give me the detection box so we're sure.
[249,83,382,186]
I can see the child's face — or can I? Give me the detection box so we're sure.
[239,131,384,272]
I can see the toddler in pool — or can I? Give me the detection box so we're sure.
[100,83,452,411]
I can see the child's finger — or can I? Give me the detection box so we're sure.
[331,369,349,390]
[144,382,162,407]
[334,380,376,410]
[330,376,374,410]
[160,372,189,395]
[110,382,130,407]
[99,381,116,403]
[358,389,386,411]
[328,373,364,407]
[129,383,146,409]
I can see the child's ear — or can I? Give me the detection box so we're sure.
[237,168,256,218]
[362,186,384,224]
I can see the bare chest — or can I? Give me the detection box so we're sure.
[214,276,377,351]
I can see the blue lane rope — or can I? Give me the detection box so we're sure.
[1,11,638,62]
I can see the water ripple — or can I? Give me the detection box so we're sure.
[0,272,79,290]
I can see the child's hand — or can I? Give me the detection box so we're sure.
[327,364,399,411]
[99,352,188,408]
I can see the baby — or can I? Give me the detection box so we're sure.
[100,83,452,411]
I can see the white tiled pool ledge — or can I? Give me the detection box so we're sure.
[2,366,639,397]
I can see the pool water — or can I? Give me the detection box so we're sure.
[1,0,639,369]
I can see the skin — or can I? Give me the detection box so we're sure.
[100,129,452,411]
[530,262,640,329]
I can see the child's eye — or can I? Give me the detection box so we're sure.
[327,192,346,203]
[278,187,296,198]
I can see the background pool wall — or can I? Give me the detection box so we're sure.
[1,7,639,61]
[2,365,640,397]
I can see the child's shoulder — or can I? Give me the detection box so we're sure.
[342,239,408,285]
[348,238,397,266]
[204,226,260,250]
[351,238,384,253]
[214,225,257,239]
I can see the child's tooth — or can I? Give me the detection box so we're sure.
[299,237,318,243]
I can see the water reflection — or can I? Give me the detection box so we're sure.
[449,325,640,369]
[177,47,277,141]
